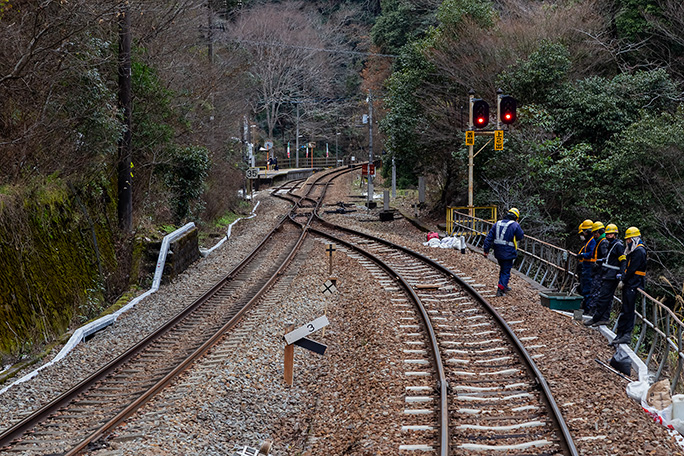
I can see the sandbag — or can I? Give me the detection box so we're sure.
[647,379,672,410]
[609,347,632,376]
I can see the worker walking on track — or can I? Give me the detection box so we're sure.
[483,208,525,297]
[580,221,608,316]
[577,219,595,313]
[610,227,647,346]
[585,224,626,328]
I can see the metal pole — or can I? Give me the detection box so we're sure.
[336,132,339,167]
[392,156,396,198]
[368,90,374,205]
[468,90,474,217]
[117,1,132,232]
[295,103,299,168]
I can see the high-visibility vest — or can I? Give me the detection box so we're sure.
[628,243,646,276]
[493,220,517,249]
[602,240,624,271]
[587,237,604,263]
[578,238,593,263]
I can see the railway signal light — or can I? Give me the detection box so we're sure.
[499,95,517,124]
[472,99,489,129]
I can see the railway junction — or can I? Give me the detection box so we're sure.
[0,167,682,456]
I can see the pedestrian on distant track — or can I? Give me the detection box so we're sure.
[580,221,608,315]
[483,208,525,297]
[576,219,595,313]
[610,227,647,346]
[273,156,278,170]
[585,224,626,328]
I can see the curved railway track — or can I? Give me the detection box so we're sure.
[303,208,579,455]
[0,166,356,455]
[0,164,579,455]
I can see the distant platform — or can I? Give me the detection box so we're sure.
[254,167,323,189]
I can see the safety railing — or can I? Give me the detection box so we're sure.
[453,210,684,391]
[446,206,497,236]
[451,211,579,291]
[625,290,684,392]
[258,156,344,170]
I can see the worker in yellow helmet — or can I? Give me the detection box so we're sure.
[483,208,524,296]
[580,221,608,316]
[576,219,594,312]
[610,227,647,346]
[587,224,626,329]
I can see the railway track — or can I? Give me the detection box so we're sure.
[1,164,580,455]
[0,167,356,455]
[307,214,579,455]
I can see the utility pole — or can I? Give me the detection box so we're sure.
[336,132,340,167]
[367,90,374,205]
[207,1,214,63]
[117,0,132,232]
[295,103,300,168]
[468,89,474,217]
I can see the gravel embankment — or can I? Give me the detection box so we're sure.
[110,170,684,455]
[0,193,291,431]
[3,169,683,456]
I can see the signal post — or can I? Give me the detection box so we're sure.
[466,89,517,217]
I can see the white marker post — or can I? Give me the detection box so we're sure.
[283,316,330,385]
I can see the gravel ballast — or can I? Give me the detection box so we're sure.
[2,171,683,456]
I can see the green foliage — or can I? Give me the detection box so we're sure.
[594,111,684,226]
[215,212,241,228]
[163,146,211,223]
[381,43,435,185]
[614,0,660,42]
[371,0,437,54]
[437,0,495,30]
[497,41,571,105]
[131,56,176,159]
[69,38,122,161]
[550,69,678,147]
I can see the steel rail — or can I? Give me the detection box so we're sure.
[307,225,450,456]
[62,171,346,453]
[0,209,299,450]
[65,218,309,455]
[0,176,323,452]
[313,215,579,456]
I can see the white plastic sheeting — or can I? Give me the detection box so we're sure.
[423,236,466,250]
[0,202,260,396]
[200,201,260,257]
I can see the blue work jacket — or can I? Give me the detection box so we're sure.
[483,216,525,261]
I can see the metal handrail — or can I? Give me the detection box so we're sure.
[450,211,579,291]
[452,211,684,391]
[632,289,684,392]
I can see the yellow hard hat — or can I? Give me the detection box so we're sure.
[508,208,520,219]
[578,219,593,233]
[625,226,641,239]
[591,221,605,232]
[605,223,618,234]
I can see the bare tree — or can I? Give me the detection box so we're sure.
[0,1,120,182]
[225,1,347,143]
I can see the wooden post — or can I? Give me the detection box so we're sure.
[284,323,294,385]
[326,243,335,277]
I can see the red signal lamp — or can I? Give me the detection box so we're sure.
[472,99,489,129]
[499,95,517,125]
